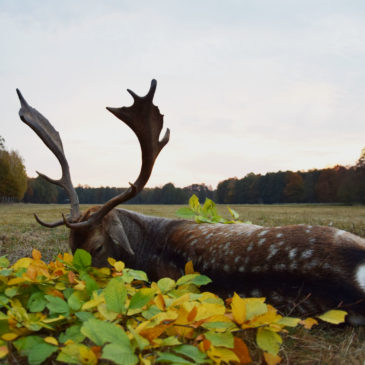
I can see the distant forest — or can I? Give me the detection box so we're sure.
[23,149,365,205]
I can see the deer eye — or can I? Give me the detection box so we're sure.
[94,245,103,254]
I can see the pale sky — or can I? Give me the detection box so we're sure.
[1,1,365,188]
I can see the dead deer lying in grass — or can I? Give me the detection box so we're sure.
[17,80,365,325]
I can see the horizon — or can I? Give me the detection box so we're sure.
[2,1,365,189]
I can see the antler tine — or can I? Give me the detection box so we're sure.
[34,213,70,228]
[66,79,170,229]
[17,89,80,224]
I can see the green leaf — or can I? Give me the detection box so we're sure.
[204,331,234,348]
[256,327,282,355]
[14,336,43,355]
[75,311,94,322]
[27,343,58,365]
[124,269,148,282]
[45,295,69,315]
[81,318,131,347]
[191,275,212,286]
[176,274,212,287]
[0,256,9,268]
[142,305,161,319]
[104,277,127,314]
[0,269,12,276]
[73,249,91,269]
[202,321,235,330]
[27,292,47,312]
[5,287,18,298]
[175,207,196,219]
[174,344,209,363]
[227,207,240,220]
[59,324,85,344]
[246,300,267,320]
[129,288,155,310]
[189,194,201,214]
[67,291,85,311]
[102,343,138,365]
[157,352,195,364]
[317,310,347,324]
[80,272,98,295]
[0,295,9,307]
[158,277,176,293]
[277,317,301,327]
[57,343,85,364]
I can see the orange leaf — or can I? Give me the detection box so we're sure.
[68,271,77,284]
[187,306,198,322]
[47,289,64,299]
[185,260,195,275]
[0,345,9,359]
[203,338,211,351]
[263,351,282,365]
[91,346,102,359]
[26,265,38,281]
[233,337,252,364]
[32,249,42,260]
[300,317,318,329]
[140,325,168,342]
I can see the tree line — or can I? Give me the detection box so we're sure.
[0,136,27,202]
[1,132,364,205]
[23,148,365,205]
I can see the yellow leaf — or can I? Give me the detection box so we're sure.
[107,257,116,266]
[82,295,105,310]
[264,352,282,365]
[154,294,166,311]
[12,257,32,270]
[44,336,58,346]
[79,345,97,365]
[7,277,26,285]
[208,346,239,364]
[32,249,42,260]
[98,267,111,276]
[196,303,226,321]
[231,292,246,324]
[2,333,18,341]
[0,346,9,359]
[62,252,73,264]
[185,260,195,275]
[114,261,125,272]
[300,317,318,329]
[317,310,347,324]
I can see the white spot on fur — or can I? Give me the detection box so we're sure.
[355,264,365,293]
[258,238,266,246]
[190,239,198,246]
[247,243,253,251]
[267,246,279,259]
[234,256,240,263]
[276,232,283,238]
[224,264,230,272]
[301,249,313,259]
[239,265,245,272]
[289,248,297,259]
[211,258,216,265]
[335,229,346,237]
[258,230,268,237]
[309,237,316,244]
[224,242,231,251]
[252,266,261,272]
[277,240,285,246]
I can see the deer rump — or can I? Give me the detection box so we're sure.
[17,80,365,325]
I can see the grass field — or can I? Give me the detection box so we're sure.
[0,203,364,364]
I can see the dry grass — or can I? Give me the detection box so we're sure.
[0,203,364,364]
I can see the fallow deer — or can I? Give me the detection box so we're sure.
[17,80,365,325]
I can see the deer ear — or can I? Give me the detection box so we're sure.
[105,212,135,255]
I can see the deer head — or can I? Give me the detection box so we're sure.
[17,80,170,266]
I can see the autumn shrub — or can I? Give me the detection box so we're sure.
[0,248,346,365]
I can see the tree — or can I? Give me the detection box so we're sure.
[0,148,27,201]
[283,172,304,202]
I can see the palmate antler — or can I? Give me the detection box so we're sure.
[17,80,170,229]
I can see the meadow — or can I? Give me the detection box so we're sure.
[0,203,364,364]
